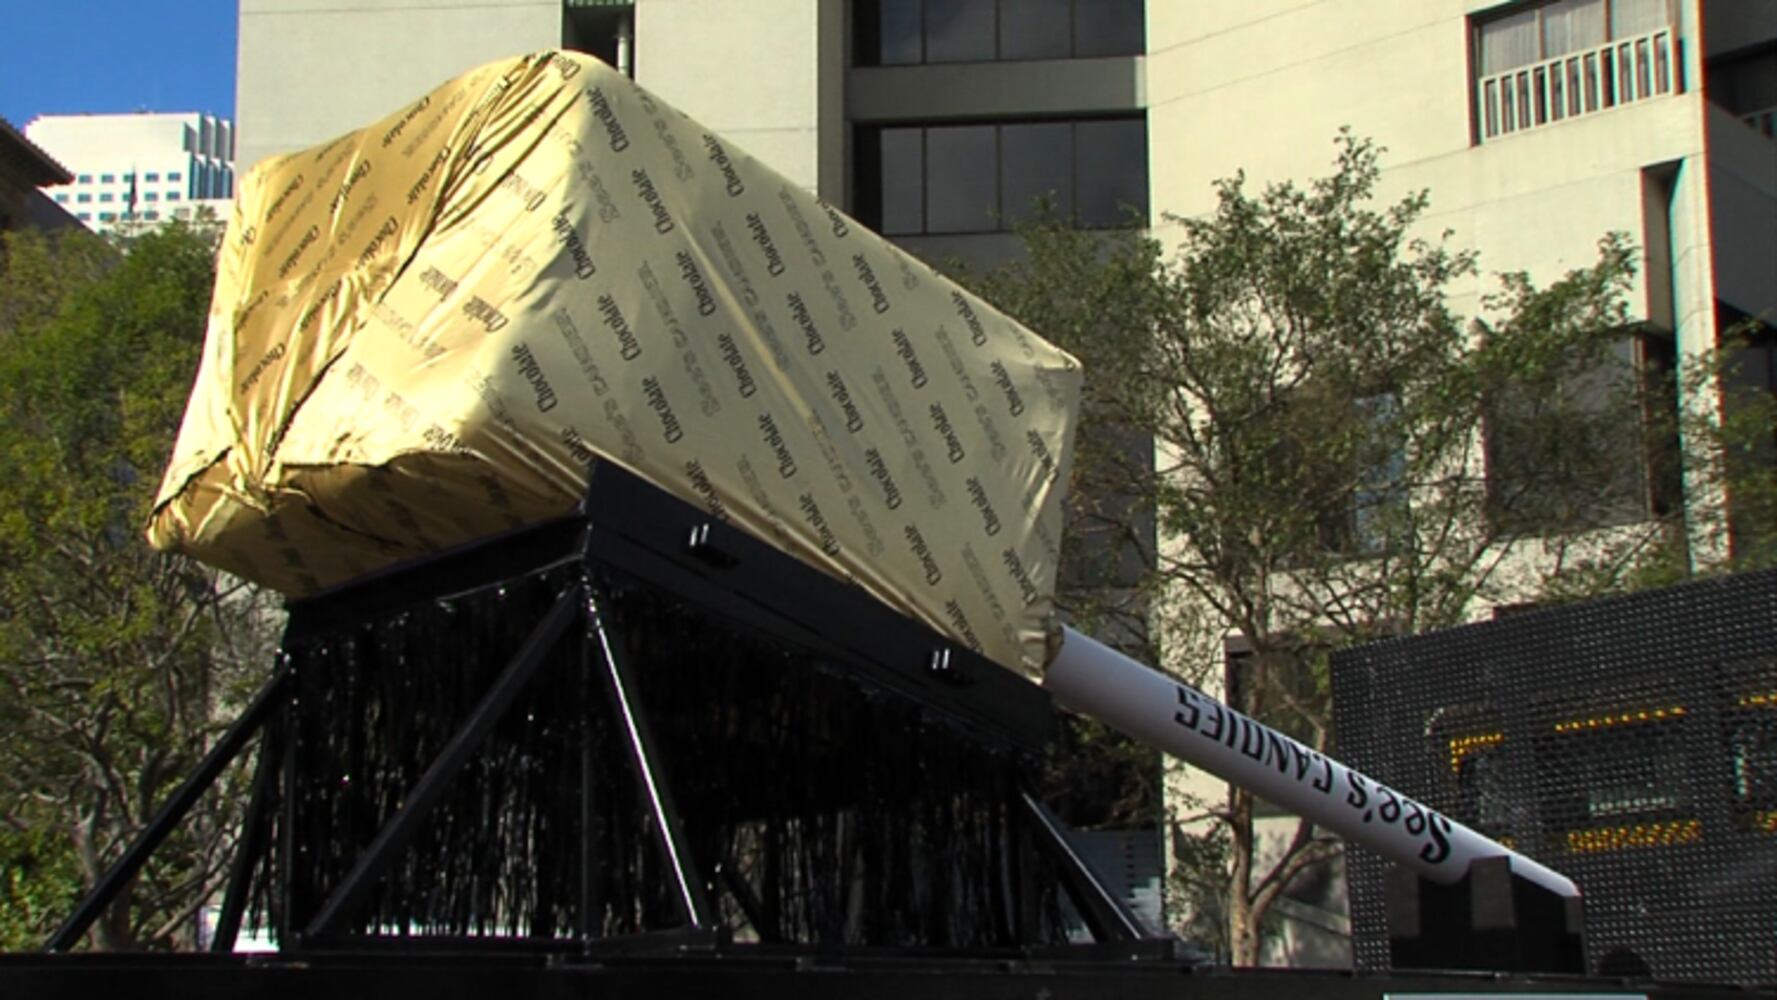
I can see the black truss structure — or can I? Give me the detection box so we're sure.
[44,463,1148,959]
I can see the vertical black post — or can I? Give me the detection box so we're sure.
[211,714,286,953]
[278,660,300,948]
[586,588,714,930]
[580,620,602,946]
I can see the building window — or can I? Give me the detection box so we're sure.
[100,173,114,183]
[166,191,181,202]
[168,171,182,183]
[53,193,68,204]
[76,212,91,222]
[76,193,91,204]
[1259,386,1409,559]
[855,0,1143,66]
[145,172,159,182]
[856,117,1147,235]
[99,193,113,203]
[99,212,115,222]
[144,191,158,202]
[1485,332,1680,534]
[1709,52,1777,136]
[76,174,91,184]
[144,210,159,221]
[1475,0,1677,141]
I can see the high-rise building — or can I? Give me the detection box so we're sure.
[233,0,1777,969]
[24,112,236,234]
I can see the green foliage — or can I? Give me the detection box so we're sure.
[0,225,278,951]
[965,131,1768,963]
[0,827,82,949]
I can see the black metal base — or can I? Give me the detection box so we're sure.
[1386,856,1586,975]
[0,948,1748,1000]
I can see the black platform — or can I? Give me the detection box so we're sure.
[0,948,1755,1000]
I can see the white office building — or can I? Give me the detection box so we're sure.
[25,111,236,234]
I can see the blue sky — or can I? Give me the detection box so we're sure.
[1,1,238,128]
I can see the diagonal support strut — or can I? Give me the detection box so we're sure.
[586,587,715,930]
[1020,791,1146,943]
[46,666,292,952]
[209,710,286,953]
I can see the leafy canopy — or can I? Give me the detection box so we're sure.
[0,223,277,951]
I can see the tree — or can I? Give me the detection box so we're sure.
[0,224,279,951]
[968,132,1765,964]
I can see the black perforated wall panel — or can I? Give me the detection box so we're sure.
[1332,570,1777,986]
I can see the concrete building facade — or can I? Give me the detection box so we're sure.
[24,112,236,234]
[233,0,1776,968]
[1147,0,1777,969]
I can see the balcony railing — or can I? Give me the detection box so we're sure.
[1478,26,1678,141]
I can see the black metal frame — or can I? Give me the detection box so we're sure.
[45,463,1142,957]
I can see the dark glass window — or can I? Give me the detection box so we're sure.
[1074,0,1146,58]
[1000,122,1073,224]
[925,0,996,62]
[858,117,1148,236]
[856,0,1143,65]
[877,128,924,234]
[878,0,922,64]
[925,125,997,232]
[1485,332,1680,535]
[1073,118,1148,226]
[1000,0,1070,59]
